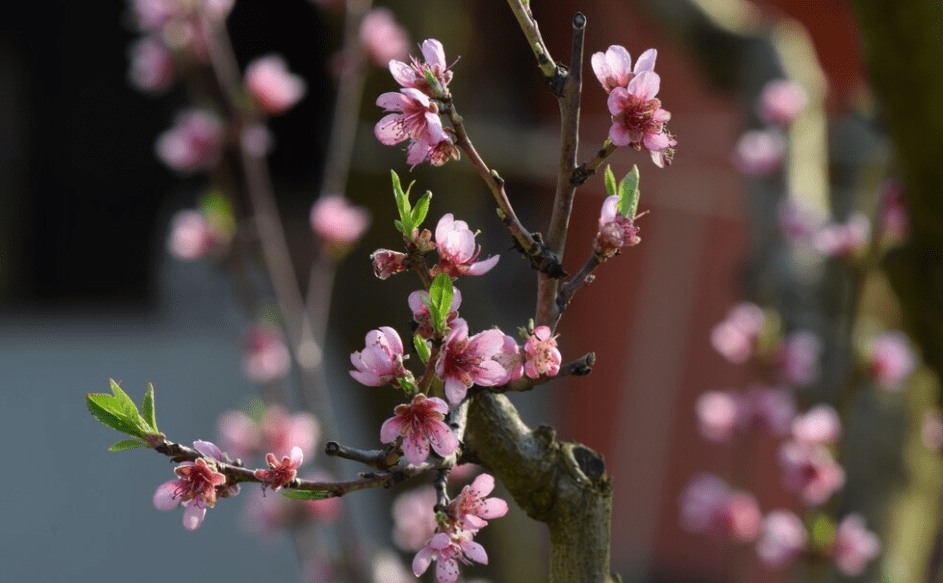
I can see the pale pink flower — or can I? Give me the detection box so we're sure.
[260,405,320,462]
[591,46,657,94]
[360,8,410,67]
[679,473,761,541]
[254,446,303,491]
[375,88,439,146]
[607,72,675,167]
[436,319,508,404]
[245,54,307,115]
[695,390,740,442]
[733,129,786,176]
[867,331,915,390]
[756,510,807,568]
[371,249,410,280]
[167,210,215,261]
[492,334,524,384]
[153,442,228,531]
[448,474,509,532]
[833,514,880,576]
[216,409,261,461]
[710,302,765,364]
[523,326,562,379]
[409,287,462,339]
[381,394,459,466]
[779,440,845,506]
[128,36,175,93]
[758,79,807,126]
[389,39,453,96]
[739,385,795,437]
[242,323,292,384]
[406,122,459,168]
[778,331,822,387]
[156,108,222,173]
[435,214,500,277]
[812,212,871,258]
[412,530,488,583]
[791,404,841,446]
[310,194,371,250]
[393,486,438,551]
[595,195,641,257]
[350,326,410,387]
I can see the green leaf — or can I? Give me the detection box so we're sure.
[393,219,406,235]
[142,383,158,434]
[109,439,149,452]
[391,170,412,232]
[86,394,146,438]
[428,273,453,334]
[604,165,617,197]
[109,379,141,422]
[618,165,641,218]
[410,191,432,229]
[282,490,333,500]
[413,334,431,365]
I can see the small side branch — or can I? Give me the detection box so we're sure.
[572,141,618,186]
[506,0,559,80]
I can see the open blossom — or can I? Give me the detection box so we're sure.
[245,54,306,115]
[448,474,508,532]
[435,214,500,277]
[492,334,524,384]
[255,446,303,491]
[607,71,675,167]
[242,323,292,384]
[350,326,409,386]
[833,514,881,576]
[389,39,453,97]
[156,108,222,173]
[779,440,845,506]
[756,510,807,568]
[710,302,765,364]
[595,195,641,257]
[733,129,786,176]
[436,319,508,403]
[867,331,915,390]
[393,486,438,551]
[758,79,807,126]
[791,404,841,446]
[591,46,657,94]
[375,88,457,167]
[409,287,462,339]
[360,7,410,67]
[310,194,370,250]
[679,473,761,542]
[381,394,459,466]
[371,249,410,279]
[153,441,228,531]
[523,326,561,379]
[413,530,488,583]
[695,390,740,442]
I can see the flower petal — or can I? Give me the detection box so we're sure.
[153,480,183,511]
[466,254,500,276]
[182,499,206,531]
[412,545,436,577]
[380,415,405,444]
[403,430,431,465]
[436,558,461,583]
[470,473,495,497]
[629,71,660,100]
[634,48,657,73]
[427,420,459,458]
[479,497,509,519]
[461,539,489,565]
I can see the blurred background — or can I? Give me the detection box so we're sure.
[3,0,941,582]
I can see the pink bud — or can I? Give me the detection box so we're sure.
[695,390,740,442]
[757,79,807,126]
[245,55,307,115]
[309,194,371,250]
[867,331,915,390]
[128,36,175,93]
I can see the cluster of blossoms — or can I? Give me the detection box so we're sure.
[375,39,460,167]
[153,440,235,530]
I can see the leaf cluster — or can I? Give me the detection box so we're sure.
[86,380,162,452]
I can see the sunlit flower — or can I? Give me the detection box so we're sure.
[380,394,459,465]
[434,214,500,277]
[595,195,641,257]
[590,46,656,94]
[448,474,508,532]
[409,287,462,339]
[436,319,507,404]
[523,326,561,379]
[389,39,453,97]
[153,441,228,530]
[255,446,303,491]
[350,327,409,387]
[412,530,488,583]
[606,71,675,167]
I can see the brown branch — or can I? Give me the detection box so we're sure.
[572,141,618,186]
[488,352,596,393]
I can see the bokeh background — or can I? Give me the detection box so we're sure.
[3,0,940,582]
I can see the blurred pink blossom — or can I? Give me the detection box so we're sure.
[393,486,438,551]
[309,194,371,250]
[245,54,307,115]
[739,385,795,437]
[350,326,410,387]
[832,514,880,576]
[128,36,175,93]
[301,471,343,523]
[242,323,292,384]
[216,409,260,461]
[778,198,827,243]
[922,410,943,450]
[812,212,870,258]
[435,214,500,277]
[260,405,320,462]
[695,390,740,442]
[360,8,410,67]
[779,440,845,506]
[156,108,222,173]
[710,302,765,364]
[448,474,509,532]
[756,509,807,569]
[590,45,657,94]
[778,331,822,387]
[371,551,415,583]
[757,79,807,126]
[606,70,675,167]
[733,129,786,176]
[867,331,915,390]
[679,473,761,542]
[380,394,459,466]
[523,326,561,379]
[436,319,508,404]
[791,404,842,446]
[412,530,488,583]
[879,179,908,241]
[167,210,215,261]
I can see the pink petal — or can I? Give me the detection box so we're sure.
[634,48,657,73]
[182,499,206,531]
[403,430,431,465]
[400,87,431,107]
[375,113,408,145]
[350,369,382,386]
[643,131,670,152]
[467,254,500,275]
[464,514,488,529]
[470,473,495,497]
[408,290,429,315]
[427,420,459,458]
[475,360,510,386]
[628,71,660,100]
[376,91,409,112]
[607,88,627,116]
[609,123,630,147]
[421,39,446,69]
[380,416,405,443]
[436,558,460,583]
[426,397,450,415]
[600,195,619,225]
[430,532,452,549]
[412,546,436,576]
[460,539,489,564]
[479,497,509,519]
[590,52,610,88]
[194,440,224,461]
[435,213,456,244]
[444,378,469,404]
[389,60,414,86]
[289,446,304,467]
[153,481,182,510]
[379,326,404,354]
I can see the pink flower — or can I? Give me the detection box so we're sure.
[812,212,871,258]
[360,8,410,67]
[867,331,915,390]
[757,79,807,126]
[607,72,675,167]
[393,486,438,551]
[779,440,845,506]
[412,531,488,583]
[492,334,524,384]
[523,326,562,379]
[389,39,453,97]
[260,405,320,462]
[695,390,740,442]
[739,385,795,437]
[153,442,228,531]
[216,409,260,461]
[350,326,410,387]
[679,474,761,542]
[156,108,223,173]
[778,331,822,387]
[733,129,786,176]
[791,404,841,446]
[710,302,765,364]
[595,195,641,257]
[310,194,371,250]
[370,551,415,583]
[167,210,217,261]
[409,287,462,339]
[756,510,807,568]
[254,446,303,491]
[128,36,175,93]
[131,0,186,32]
[436,319,508,404]
[380,394,459,466]
[371,249,410,279]
[434,214,500,277]
[375,88,440,146]
[448,474,508,532]
[833,514,880,576]
[245,54,307,115]
[242,323,292,384]
[590,45,657,94]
